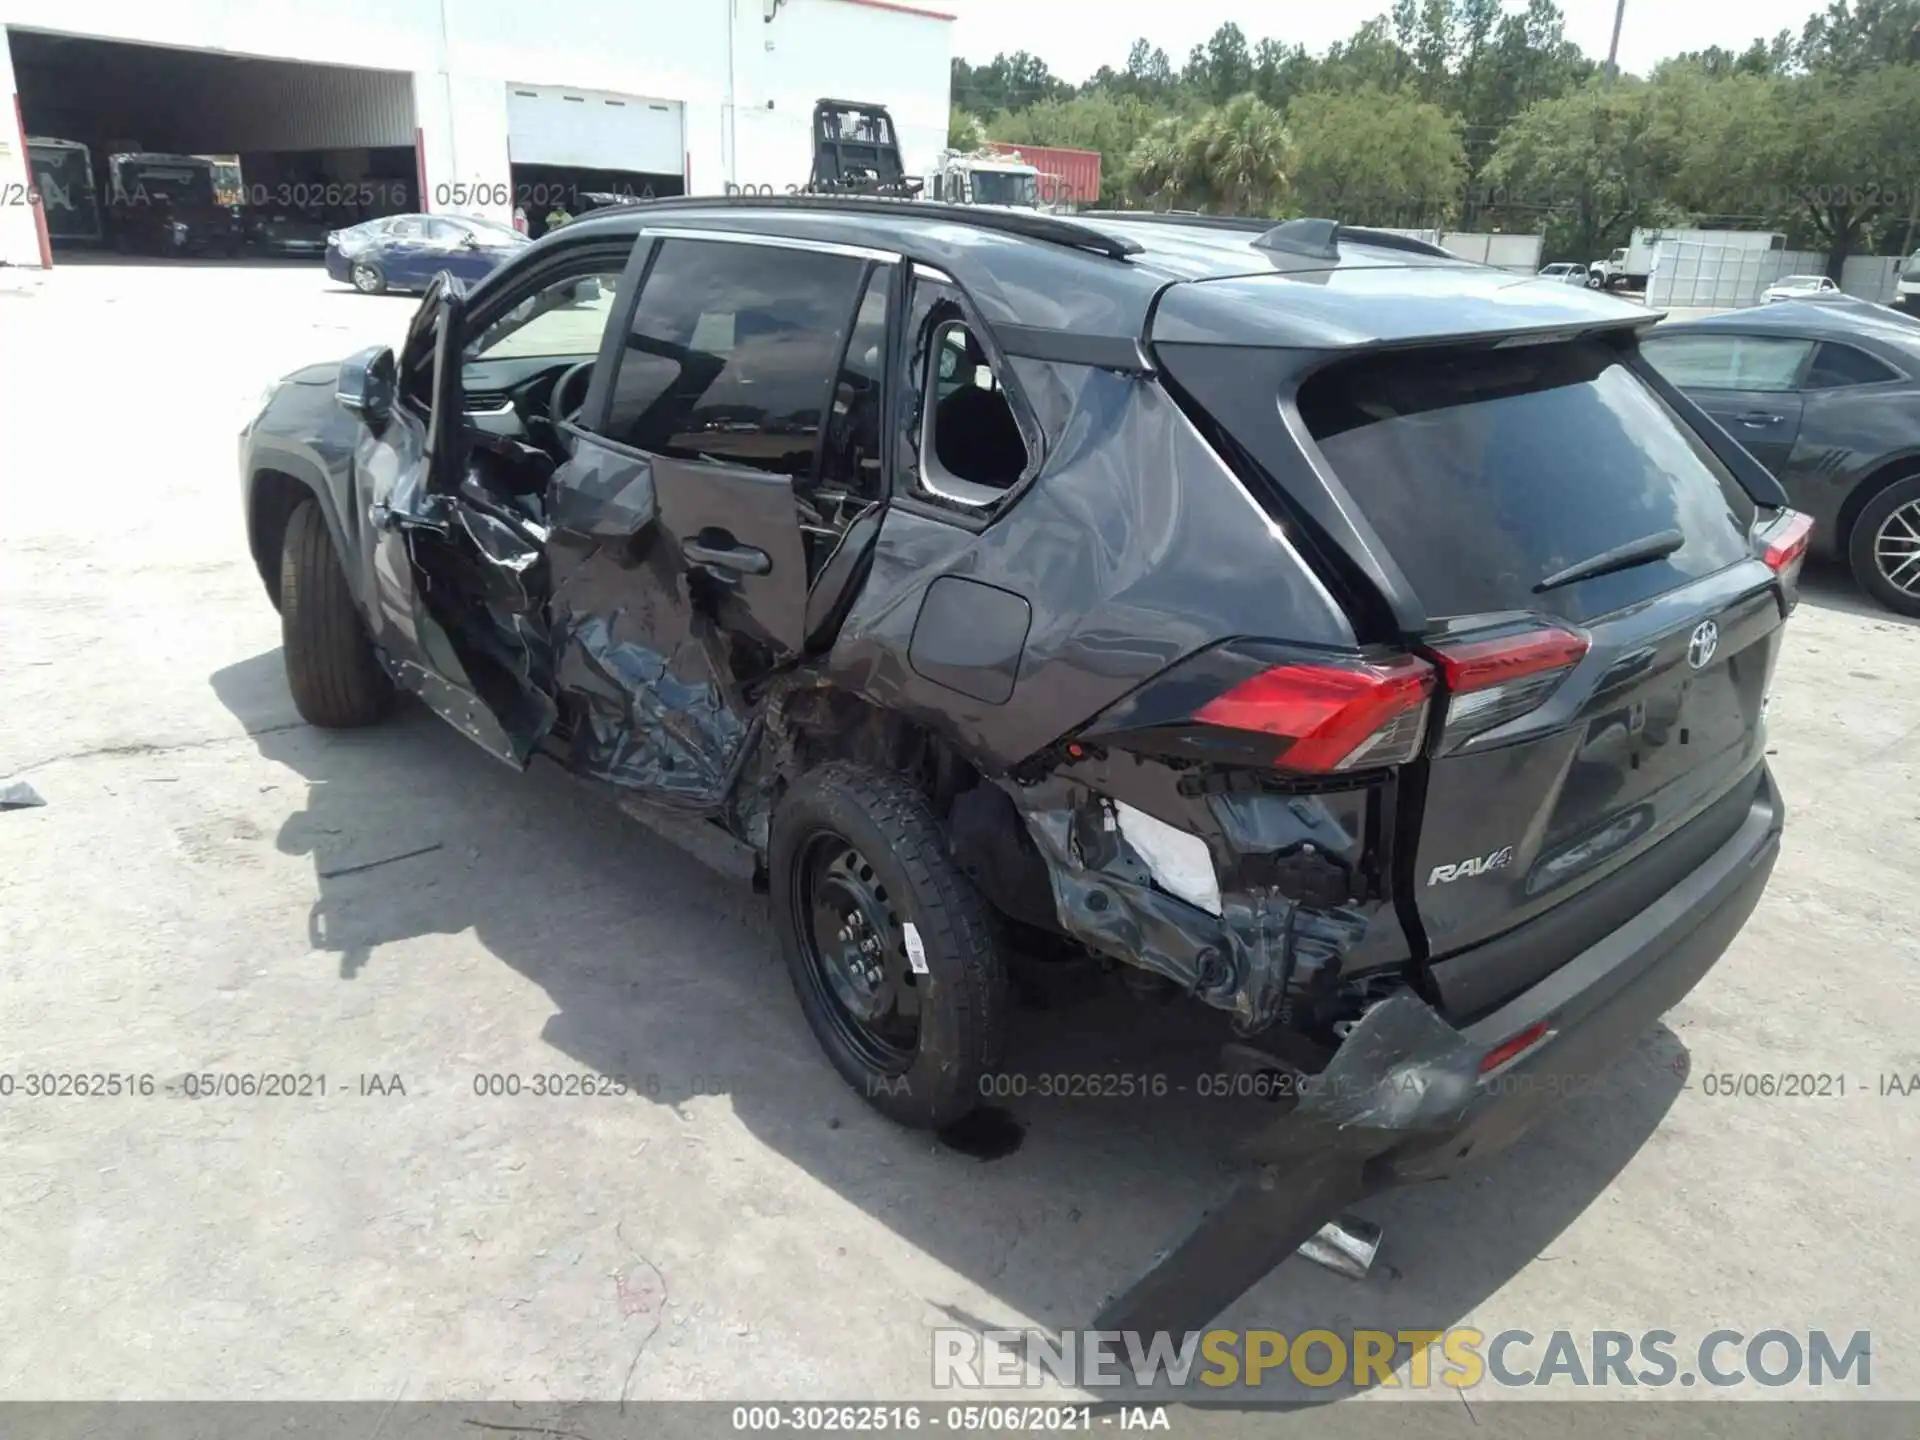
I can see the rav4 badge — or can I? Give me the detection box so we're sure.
[1429,846,1516,886]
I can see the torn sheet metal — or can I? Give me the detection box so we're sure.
[549,609,749,812]
[1011,778,1371,1032]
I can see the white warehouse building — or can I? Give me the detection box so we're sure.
[0,0,954,267]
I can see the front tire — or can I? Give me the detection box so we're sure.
[280,497,395,727]
[770,763,1008,1129]
[1849,476,1920,617]
[350,261,386,294]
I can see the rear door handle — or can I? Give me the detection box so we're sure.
[1736,411,1783,426]
[684,539,771,575]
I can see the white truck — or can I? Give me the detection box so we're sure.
[923,149,1041,208]
[1590,228,1785,291]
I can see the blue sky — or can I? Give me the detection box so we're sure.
[948,0,1823,82]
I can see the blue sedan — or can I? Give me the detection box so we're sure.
[324,213,528,295]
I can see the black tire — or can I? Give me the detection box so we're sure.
[280,497,395,727]
[770,763,1008,1129]
[350,261,386,295]
[1848,475,1920,617]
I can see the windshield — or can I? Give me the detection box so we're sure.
[117,163,216,207]
[1780,276,1825,289]
[971,171,1038,207]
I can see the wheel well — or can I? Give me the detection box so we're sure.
[780,689,987,820]
[1837,456,1920,553]
[248,469,315,613]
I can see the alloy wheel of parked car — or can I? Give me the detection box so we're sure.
[769,763,1007,1130]
[351,262,386,295]
[1850,477,1920,617]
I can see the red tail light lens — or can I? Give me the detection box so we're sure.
[1760,510,1815,573]
[1429,624,1591,750]
[1194,656,1436,773]
[1479,1021,1552,1075]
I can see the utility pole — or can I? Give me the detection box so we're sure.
[1604,0,1627,84]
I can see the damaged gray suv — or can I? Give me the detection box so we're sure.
[241,198,1806,1332]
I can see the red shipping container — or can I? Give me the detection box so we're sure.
[984,142,1102,207]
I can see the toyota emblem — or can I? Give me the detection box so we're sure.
[1687,620,1720,670]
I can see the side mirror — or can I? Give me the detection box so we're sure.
[461,232,480,250]
[336,345,397,426]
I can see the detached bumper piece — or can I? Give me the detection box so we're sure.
[1093,771,1782,1335]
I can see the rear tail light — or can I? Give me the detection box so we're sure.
[1759,509,1814,574]
[1428,623,1591,752]
[1194,656,1435,774]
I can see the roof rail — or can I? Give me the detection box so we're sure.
[596,193,1143,260]
[1254,219,1458,261]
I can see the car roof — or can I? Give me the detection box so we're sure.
[1656,297,1919,336]
[545,197,1644,351]
[1652,297,1920,368]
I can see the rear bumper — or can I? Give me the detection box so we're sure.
[1094,765,1782,1335]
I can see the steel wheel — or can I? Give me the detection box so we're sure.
[1874,498,1920,597]
[790,831,921,1075]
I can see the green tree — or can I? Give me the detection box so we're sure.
[951,52,1071,114]
[1121,94,1290,215]
[948,106,986,152]
[1251,38,1317,110]
[1797,0,1920,73]
[1481,79,1678,264]
[1316,17,1413,93]
[1287,86,1467,225]
[1681,67,1920,272]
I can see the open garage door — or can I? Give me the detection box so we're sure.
[506,84,684,237]
[10,30,420,260]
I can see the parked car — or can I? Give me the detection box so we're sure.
[1762,273,1839,303]
[324,213,527,294]
[1643,298,1920,615]
[1537,261,1589,285]
[242,200,1799,1334]
[245,206,332,258]
[104,152,244,257]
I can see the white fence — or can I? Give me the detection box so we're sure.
[1372,228,1545,274]
[1646,241,1905,308]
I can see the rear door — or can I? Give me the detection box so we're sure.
[544,230,893,806]
[1293,337,1785,1018]
[1637,330,1811,475]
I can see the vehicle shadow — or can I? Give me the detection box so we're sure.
[211,648,1689,1402]
[1797,558,1920,628]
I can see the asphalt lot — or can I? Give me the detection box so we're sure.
[2,258,1918,1413]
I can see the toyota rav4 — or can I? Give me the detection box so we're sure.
[239,198,1805,1334]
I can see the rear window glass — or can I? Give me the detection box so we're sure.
[1296,340,1757,623]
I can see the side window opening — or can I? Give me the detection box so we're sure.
[1804,341,1899,390]
[918,311,1030,508]
[601,237,865,483]
[801,268,891,576]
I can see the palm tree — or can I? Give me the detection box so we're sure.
[1193,93,1290,215]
